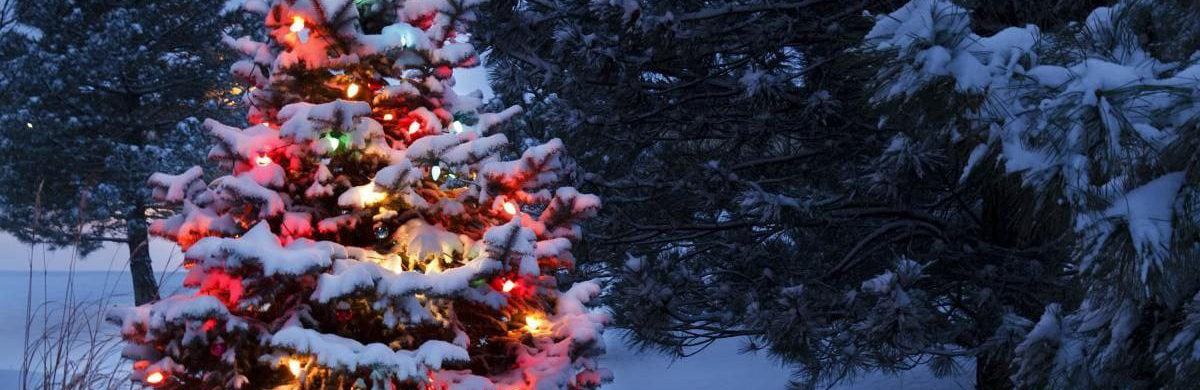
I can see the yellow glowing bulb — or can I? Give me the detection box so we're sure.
[382,113,394,121]
[145,371,165,385]
[230,86,244,95]
[503,202,518,215]
[362,183,387,206]
[255,154,272,166]
[450,121,464,134]
[289,16,305,33]
[408,121,420,134]
[502,280,516,293]
[346,83,361,98]
[525,315,544,333]
[287,358,302,376]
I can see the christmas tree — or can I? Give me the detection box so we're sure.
[108,1,609,389]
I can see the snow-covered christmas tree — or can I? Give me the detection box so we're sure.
[108,1,609,389]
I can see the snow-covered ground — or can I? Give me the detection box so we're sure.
[0,268,972,390]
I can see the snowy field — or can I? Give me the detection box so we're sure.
[0,270,973,390]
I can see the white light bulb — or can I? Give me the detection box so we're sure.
[431,165,442,180]
[525,315,544,333]
[289,16,305,33]
[145,371,165,385]
[287,359,302,376]
[450,121,463,134]
[361,183,386,206]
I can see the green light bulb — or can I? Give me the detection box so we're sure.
[325,134,340,151]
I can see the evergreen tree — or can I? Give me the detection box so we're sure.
[865,0,1200,389]
[0,0,29,105]
[109,0,608,389]
[0,0,243,304]
[472,1,1076,389]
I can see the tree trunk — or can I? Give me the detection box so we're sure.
[976,351,1014,390]
[127,208,159,305]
